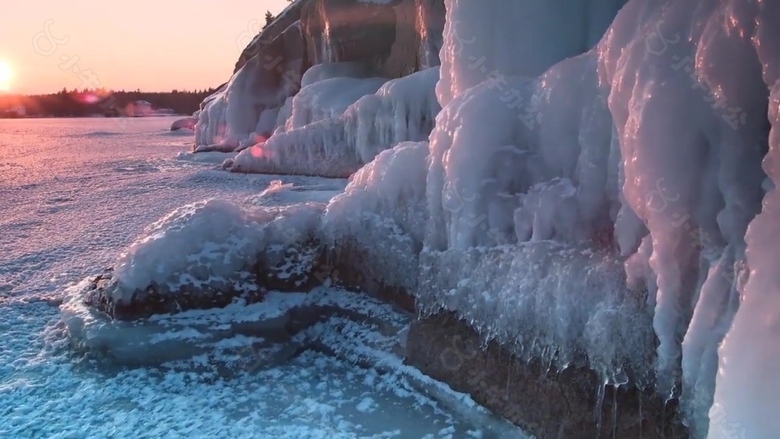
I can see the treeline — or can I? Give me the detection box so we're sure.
[0,88,217,118]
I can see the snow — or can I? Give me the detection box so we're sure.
[170,116,197,131]
[1,118,520,439]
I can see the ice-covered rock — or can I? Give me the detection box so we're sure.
[709,12,780,439]
[427,52,614,251]
[195,0,447,175]
[417,243,654,387]
[323,141,429,294]
[87,199,324,320]
[595,2,778,436]
[195,21,306,150]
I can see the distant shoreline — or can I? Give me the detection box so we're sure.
[0,113,188,120]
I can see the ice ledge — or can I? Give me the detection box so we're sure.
[415,243,656,388]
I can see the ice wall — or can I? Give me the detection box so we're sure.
[708,4,780,438]
[427,0,779,437]
[427,52,616,251]
[598,1,779,436]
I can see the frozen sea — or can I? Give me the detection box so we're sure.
[0,117,522,439]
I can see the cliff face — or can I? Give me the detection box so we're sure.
[194,0,446,165]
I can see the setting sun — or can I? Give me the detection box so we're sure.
[0,60,13,91]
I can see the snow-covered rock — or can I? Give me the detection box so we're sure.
[170,116,197,131]
[323,141,429,294]
[86,199,324,319]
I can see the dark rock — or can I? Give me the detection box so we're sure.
[253,238,324,292]
[301,0,399,66]
[325,240,417,314]
[83,268,266,321]
[405,313,689,439]
[379,0,419,78]
[234,1,309,73]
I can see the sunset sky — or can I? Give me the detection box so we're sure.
[0,0,290,95]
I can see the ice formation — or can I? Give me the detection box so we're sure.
[195,23,305,151]
[425,0,779,437]
[708,8,780,439]
[323,141,429,291]
[228,67,440,177]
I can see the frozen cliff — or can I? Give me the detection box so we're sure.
[74,0,780,438]
[194,0,445,177]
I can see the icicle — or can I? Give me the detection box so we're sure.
[611,384,618,439]
[594,379,607,438]
[505,354,512,401]
[638,393,643,439]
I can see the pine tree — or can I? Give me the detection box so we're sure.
[263,11,274,28]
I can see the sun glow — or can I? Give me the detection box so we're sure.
[0,61,14,91]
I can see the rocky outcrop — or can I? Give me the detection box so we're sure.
[83,268,265,321]
[82,239,416,321]
[301,0,398,66]
[234,1,309,73]
[237,0,445,81]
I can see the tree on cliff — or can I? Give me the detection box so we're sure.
[263,11,274,29]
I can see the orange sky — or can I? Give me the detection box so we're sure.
[0,0,290,94]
